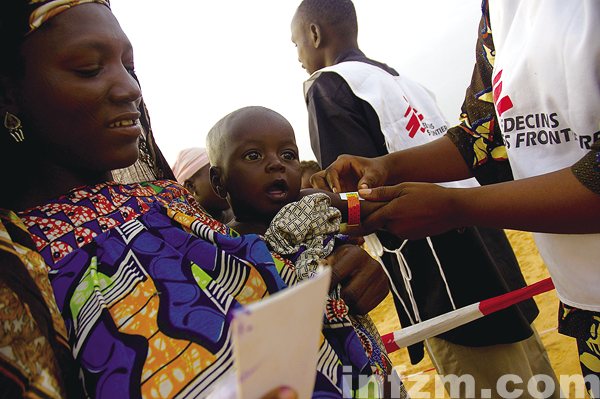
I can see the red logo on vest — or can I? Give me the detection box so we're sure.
[404,97,426,138]
[493,69,513,117]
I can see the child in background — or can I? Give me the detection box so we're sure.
[172,147,234,223]
[300,160,322,189]
[206,106,400,397]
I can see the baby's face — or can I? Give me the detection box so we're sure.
[221,115,301,222]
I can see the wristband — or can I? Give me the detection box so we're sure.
[340,192,361,226]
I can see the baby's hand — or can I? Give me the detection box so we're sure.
[326,244,389,314]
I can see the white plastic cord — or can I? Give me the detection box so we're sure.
[384,240,422,323]
[364,234,416,325]
[377,234,458,325]
[424,339,442,376]
[426,236,457,310]
[374,254,416,325]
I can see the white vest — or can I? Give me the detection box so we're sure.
[304,61,479,188]
[305,61,480,318]
[488,1,600,311]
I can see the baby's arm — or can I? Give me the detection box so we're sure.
[298,188,385,229]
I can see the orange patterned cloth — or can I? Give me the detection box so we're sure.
[0,210,80,398]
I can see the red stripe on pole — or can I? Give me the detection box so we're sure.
[382,332,400,353]
[382,278,555,354]
[478,277,554,316]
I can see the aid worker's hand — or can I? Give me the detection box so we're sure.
[359,182,461,240]
[310,154,390,193]
[325,244,389,315]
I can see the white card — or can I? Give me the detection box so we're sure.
[232,266,331,399]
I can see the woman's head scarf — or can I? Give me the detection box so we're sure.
[2,0,110,41]
[27,0,110,34]
[1,0,176,183]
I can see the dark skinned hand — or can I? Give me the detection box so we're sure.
[310,154,389,193]
[359,182,461,240]
[325,244,389,315]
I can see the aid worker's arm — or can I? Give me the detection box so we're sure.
[360,0,600,236]
[314,1,600,237]
[358,158,600,239]
[311,136,473,193]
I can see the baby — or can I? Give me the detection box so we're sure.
[206,106,396,395]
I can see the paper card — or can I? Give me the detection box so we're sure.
[232,267,331,399]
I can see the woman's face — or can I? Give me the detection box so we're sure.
[14,4,142,174]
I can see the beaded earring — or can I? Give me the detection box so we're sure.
[4,112,25,143]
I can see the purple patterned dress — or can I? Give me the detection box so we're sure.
[18,180,386,398]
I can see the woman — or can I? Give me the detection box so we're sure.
[0,1,390,398]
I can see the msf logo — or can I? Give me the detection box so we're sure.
[493,69,513,117]
[404,96,426,138]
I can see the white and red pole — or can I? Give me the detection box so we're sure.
[382,277,555,353]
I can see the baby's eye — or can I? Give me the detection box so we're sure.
[244,151,262,161]
[281,150,298,161]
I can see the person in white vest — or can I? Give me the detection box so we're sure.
[291,1,559,398]
[311,1,600,398]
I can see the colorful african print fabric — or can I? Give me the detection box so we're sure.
[17,180,386,398]
[573,138,600,195]
[444,0,514,186]
[559,303,600,399]
[0,210,80,398]
[265,194,394,395]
